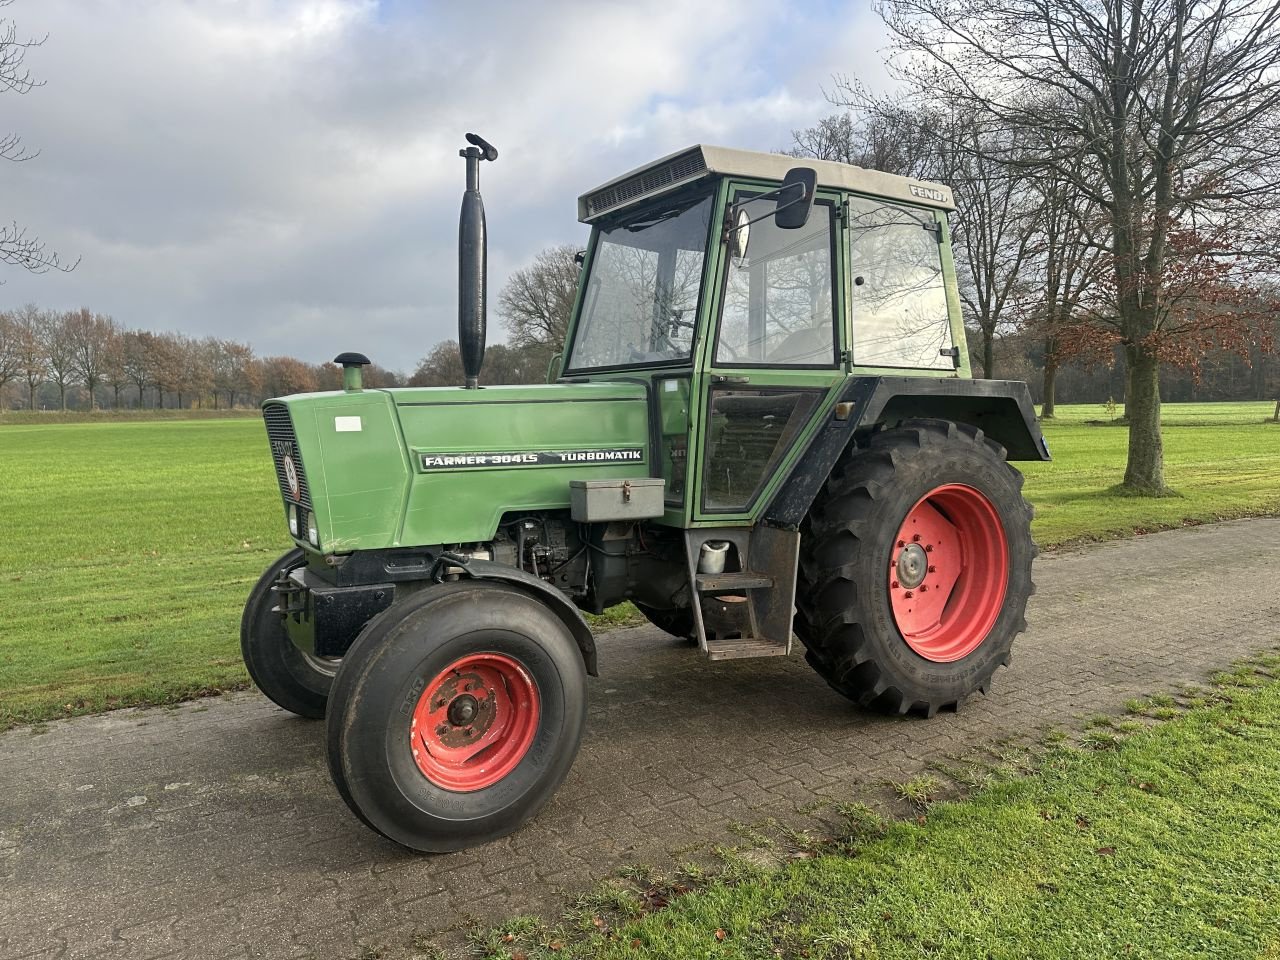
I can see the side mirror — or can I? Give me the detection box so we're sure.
[727,207,751,260]
[775,167,817,230]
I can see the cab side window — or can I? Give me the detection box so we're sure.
[847,197,954,370]
[714,196,838,367]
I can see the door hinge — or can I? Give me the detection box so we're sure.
[940,346,961,369]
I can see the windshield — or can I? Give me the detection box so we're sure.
[565,190,714,371]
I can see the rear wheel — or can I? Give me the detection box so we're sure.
[325,580,587,852]
[795,419,1034,715]
[632,601,696,643]
[240,548,336,719]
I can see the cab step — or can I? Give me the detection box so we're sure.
[704,636,791,661]
[695,571,773,593]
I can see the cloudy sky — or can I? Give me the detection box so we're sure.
[3,0,888,370]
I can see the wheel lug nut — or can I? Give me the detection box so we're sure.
[897,540,905,548]
[464,727,474,736]
[920,585,928,592]
[904,591,914,599]
[912,534,921,542]
[436,724,447,735]
[925,545,933,553]
[891,580,899,589]
[928,566,936,573]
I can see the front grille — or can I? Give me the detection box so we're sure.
[584,148,707,219]
[263,403,312,509]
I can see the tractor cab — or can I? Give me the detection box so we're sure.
[561,146,968,531]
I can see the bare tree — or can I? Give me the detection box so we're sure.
[40,308,73,409]
[64,307,115,408]
[0,309,17,403]
[207,337,256,408]
[497,245,582,362]
[12,302,43,407]
[120,329,157,408]
[0,2,75,278]
[1025,161,1107,417]
[409,340,465,387]
[875,0,1280,492]
[259,355,317,398]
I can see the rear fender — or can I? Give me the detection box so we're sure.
[764,376,1049,529]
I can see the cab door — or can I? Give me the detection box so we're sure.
[692,184,847,522]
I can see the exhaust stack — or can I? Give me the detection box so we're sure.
[458,132,498,389]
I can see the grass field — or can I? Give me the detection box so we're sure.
[0,402,1277,729]
[487,659,1280,960]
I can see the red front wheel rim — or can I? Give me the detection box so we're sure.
[410,652,540,792]
[888,484,1008,663]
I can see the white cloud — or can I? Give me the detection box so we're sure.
[2,0,880,368]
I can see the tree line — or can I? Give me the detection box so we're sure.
[0,305,410,411]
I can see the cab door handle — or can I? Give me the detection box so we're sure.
[711,375,750,385]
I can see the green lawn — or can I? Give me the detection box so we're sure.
[493,660,1280,960]
[0,404,1277,729]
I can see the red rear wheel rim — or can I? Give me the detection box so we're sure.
[410,652,540,792]
[888,484,1008,662]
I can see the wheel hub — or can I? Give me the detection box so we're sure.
[409,653,540,792]
[888,484,1009,663]
[895,542,929,589]
[447,693,479,726]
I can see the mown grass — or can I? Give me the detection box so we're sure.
[478,658,1280,960]
[0,403,1277,728]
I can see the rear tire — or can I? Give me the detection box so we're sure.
[794,419,1035,716]
[240,549,336,719]
[632,601,697,643]
[325,580,587,852]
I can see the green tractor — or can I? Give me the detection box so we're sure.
[242,134,1048,852]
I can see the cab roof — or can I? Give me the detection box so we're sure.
[577,144,955,223]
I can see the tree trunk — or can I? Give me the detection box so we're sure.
[1122,345,1165,493]
[982,330,995,380]
[1041,341,1058,419]
[59,383,66,411]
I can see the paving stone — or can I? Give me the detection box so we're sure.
[2,519,1279,959]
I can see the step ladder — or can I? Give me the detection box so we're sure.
[684,527,799,661]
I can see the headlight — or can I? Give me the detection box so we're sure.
[287,504,299,536]
[307,513,320,547]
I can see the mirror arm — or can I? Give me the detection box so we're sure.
[723,186,811,244]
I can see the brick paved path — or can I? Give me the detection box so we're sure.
[3,519,1278,960]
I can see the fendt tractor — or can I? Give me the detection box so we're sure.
[242,133,1049,852]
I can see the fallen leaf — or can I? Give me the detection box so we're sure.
[631,939,642,948]
[1096,846,1116,856]
[549,941,564,952]
[715,929,727,941]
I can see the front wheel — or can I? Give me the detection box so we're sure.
[241,548,337,719]
[795,419,1035,716]
[325,580,587,852]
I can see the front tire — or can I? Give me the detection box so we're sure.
[795,420,1035,716]
[240,548,336,719]
[325,580,587,852]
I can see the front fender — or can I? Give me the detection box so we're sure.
[459,559,598,676]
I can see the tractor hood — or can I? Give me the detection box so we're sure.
[262,382,651,553]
